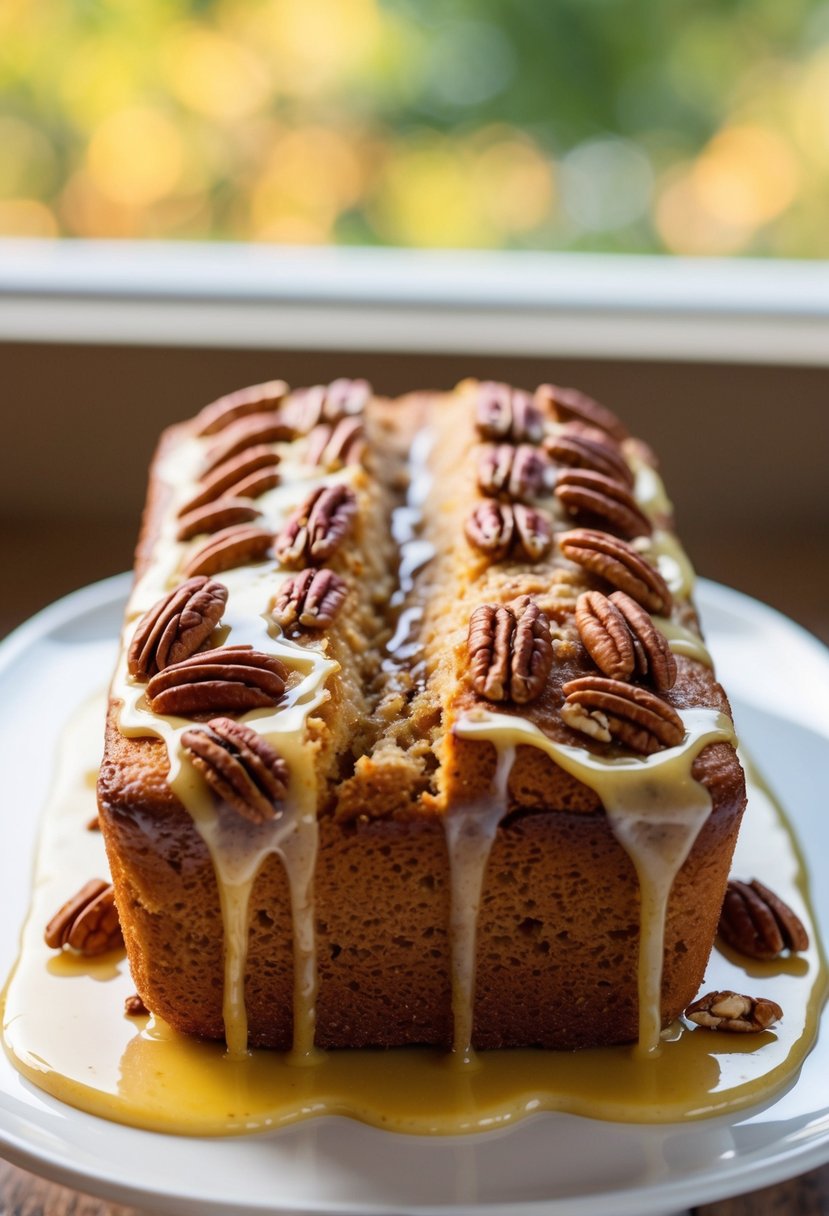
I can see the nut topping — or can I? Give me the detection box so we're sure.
[558,529,673,616]
[194,380,289,436]
[181,716,289,824]
[178,446,280,518]
[271,568,348,629]
[203,412,293,474]
[146,644,287,715]
[685,990,783,1033]
[282,378,371,434]
[468,596,554,704]
[535,383,629,443]
[306,417,366,469]
[477,443,551,502]
[125,993,149,1017]
[183,524,273,578]
[555,468,652,539]
[575,591,635,681]
[561,675,684,754]
[719,879,809,959]
[608,591,677,691]
[44,879,123,956]
[464,501,552,562]
[545,431,634,488]
[274,484,358,568]
[128,576,229,680]
[176,497,261,542]
[474,382,545,444]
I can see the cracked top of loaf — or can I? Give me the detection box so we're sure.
[99,376,743,830]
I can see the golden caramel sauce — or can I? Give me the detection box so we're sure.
[2,693,825,1137]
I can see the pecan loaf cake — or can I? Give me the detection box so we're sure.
[98,377,746,1055]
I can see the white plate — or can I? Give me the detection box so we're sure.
[1,574,829,1216]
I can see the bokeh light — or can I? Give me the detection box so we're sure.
[0,0,826,255]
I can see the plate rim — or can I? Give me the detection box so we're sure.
[2,573,829,1216]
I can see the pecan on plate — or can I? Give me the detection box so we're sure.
[177,446,280,518]
[194,380,289,436]
[44,879,123,956]
[146,645,287,715]
[272,568,348,629]
[719,879,809,960]
[125,993,149,1017]
[468,595,554,704]
[203,412,294,475]
[535,383,629,443]
[182,717,289,824]
[184,524,273,578]
[306,417,366,469]
[560,675,683,754]
[477,443,551,502]
[128,576,228,680]
[685,990,783,1033]
[558,529,673,616]
[555,468,652,540]
[282,378,371,434]
[608,591,677,691]
[545,430,634,489]
[474,382,545,445]
[464,501,552,562]
[176,497,261,542]
[274,484,358,568]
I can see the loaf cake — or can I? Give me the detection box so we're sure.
[97,377,746,1057]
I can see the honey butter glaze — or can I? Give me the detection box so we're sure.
[2,388,825,1136]
[2,693,825,1135]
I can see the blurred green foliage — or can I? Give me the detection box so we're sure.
[0,0,827,254]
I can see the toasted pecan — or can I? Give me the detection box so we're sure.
[274,484,357,568]
[146,645,287,715]
[128,577,228,680]
[44,880,123,956]
[194,380,289,436]
[182,717,289,824]
[474,382,545,444]
[561,675,684,754]
[719,879,809,959]
[685,990,782,1033]
[558,529,673,615]
[468,596,553,704]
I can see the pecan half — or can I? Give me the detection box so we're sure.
[558,529,673,616]
[282,378,371,434]
[125,993,149,1017]
[176,497,261,542]
[203,412,293,474]
[464,501,553,562]
[146,645,287,715]
[44,879,123,956]
[274,484,357,568]
[545,430,634,488]
[194,380,289,436]
[607,590,676,691]
[719,879,809,960]
[477,443,550,502]
[535,383,629,443]
[306,417,366,469]
[685,990,782,1033]
[474,382,545,444]
[561,675,684,754]
[555,468,652,539]
[128,577,229,680]
[575,591,635,681]
[271,568,348,629]
[181,716,289,824]
[183,524,273,578]
[178,446,280,518]
[468,596,553,704]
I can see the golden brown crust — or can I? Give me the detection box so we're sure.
[98,378,747,1051]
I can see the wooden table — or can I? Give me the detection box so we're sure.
[3,1154,829,1215]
